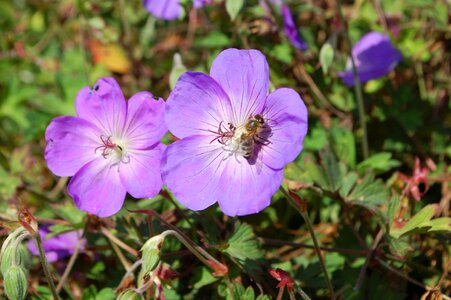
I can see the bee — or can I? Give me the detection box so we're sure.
[238,114,270,158]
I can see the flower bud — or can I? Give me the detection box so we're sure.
[141,234,165,273]
[1,244,29,275]
[117,289,144,300]
[4,265,28,300]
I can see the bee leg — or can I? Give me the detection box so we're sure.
[255,135,271,145]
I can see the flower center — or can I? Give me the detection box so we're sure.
[210,114,272,160]
[95,135,130,164]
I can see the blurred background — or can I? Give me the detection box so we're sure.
[0,0,449,299]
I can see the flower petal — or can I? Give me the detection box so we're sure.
[75,77,126,136]
[119,143,165,199]
[45,116,100,177]
[260,88,308,169]
[217,159,284,216]
[281,5,308,50]
[68,157,126,217]
[143,0,182,20]
[166,72,233,138]
[161,135,228,211]
[123,92,167,149]
[210,49,269,124]
[339,32,402,86]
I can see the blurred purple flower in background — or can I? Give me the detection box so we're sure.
[28,228,85,263]
[281,4,308,50]
[143,0,182,20]
[194,0,212,9]
[45,78,167,217]
[162,49,308,216]
[339,32,402,86]
[143,0,212,20]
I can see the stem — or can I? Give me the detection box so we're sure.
[101,227,139,257]
[336,0,369,159]
[297,287,311,300]
[279,187,335,299]
[56,227,87,293]
[117,259,143,289]
[162,230,224,273]
[150,213,227,273]
[34,234,59,300]
[354,229,383,291]
[261,238,368,256]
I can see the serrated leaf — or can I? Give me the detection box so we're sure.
[242,286,255,300]
[387,236,413,257]
[390,205,447,238]
[339,172,358,198]
[387,195,401,229]
[191,267,219,289]
[320,42,334,74]
[357,152,400,175]
[225,0,245,20]
[346,175,390,206]
[224,223,263,261]
[424,218,451,233]
[331,126,356,167]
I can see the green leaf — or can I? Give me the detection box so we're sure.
[190,266,220,289]
[169,53,187,90]
[195,32,230,48]
[270,43,293,64]
[425,218,451,233]
[225,0,245,20]
[96,288,116,300]
[242,286,255,300]
[390,205,450,238]
[387,195,401,230]
[224,223,263,261]
[346,175,390,206]
[330,125,356,167]
[319,42,334,74]
[56,205,86,224]
[357,152,401,175]
[386,236,413,257]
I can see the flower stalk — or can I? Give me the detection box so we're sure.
[336,0,369,159]
[279,186,335,299]
[34,233,59,300]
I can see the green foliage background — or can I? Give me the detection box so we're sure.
[0,0,449,299]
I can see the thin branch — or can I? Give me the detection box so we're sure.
[101,227,139,257]
[336,0,369,159]
[34,233,60,300]
[354,230,384,291]
[279,187,336,299]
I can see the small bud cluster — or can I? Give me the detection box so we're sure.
[0,227,31,300]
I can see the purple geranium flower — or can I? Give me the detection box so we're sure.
[194,0,212,9]
[45,77,166,217]
[143,0,211,20]
[28,227,86,263]
[281,4,308,50]
[162,49,308,216]
[339,32,402,86]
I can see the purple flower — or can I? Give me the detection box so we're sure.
[45,78,167,217]
[194,0,212,9]
[281,4,307,50]
[143,0,211,20]
[28,228,86,263]
[162,49,308,216]
[143,0,182,20]
[339,32,402,86]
